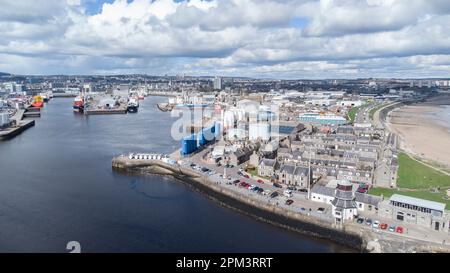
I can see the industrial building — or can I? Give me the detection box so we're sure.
[299,113,347,125]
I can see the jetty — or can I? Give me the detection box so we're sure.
[85,107,127,115]
[0,107,36,141]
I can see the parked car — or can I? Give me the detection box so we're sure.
[380,223,388,230]
[372,220,380,228]
[365,219,372,226]
[356,218,364,224]
[243,174,250,179]
[270,192,279,198]
[257,179,264,184]
[285,199,294,206]
[388,225,396,232]
[298,189,308,193]
[316,207,325,213]
[396,226,404,234]
[273,183,282,188]
[257,188,264,194]
[283,190,293,198]
[233,180,240,184]
[300,207,306,211]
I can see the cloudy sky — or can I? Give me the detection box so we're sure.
[1,0,450,78]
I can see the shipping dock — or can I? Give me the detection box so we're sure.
[0,108,36,141]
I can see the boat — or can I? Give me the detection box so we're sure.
[127,97,139,113]
[40,93,49,103]
[73,96,85,113]
[31,96,44,108]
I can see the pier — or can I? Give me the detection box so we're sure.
[0,104,41,141]
[85,107,127,115]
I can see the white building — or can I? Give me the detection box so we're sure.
[214,76,222,90]
[331,180,357,224]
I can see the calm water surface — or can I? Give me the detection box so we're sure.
[0,97,354,252]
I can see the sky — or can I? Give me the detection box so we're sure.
[1,0,450,79]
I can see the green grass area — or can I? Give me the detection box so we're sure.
[347,102,372,124]
[369,187,450,209]
[369,152,450,209]
[247,168,270,180]
[347,106,360,124]
[397,153,450,189]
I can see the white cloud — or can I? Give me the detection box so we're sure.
[0,0,450,78]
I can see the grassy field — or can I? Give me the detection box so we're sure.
[347,106,361,124]
[369,187,450,209]
[397,153,450,189]
[369,152,450,209]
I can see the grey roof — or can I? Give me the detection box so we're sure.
[355,192,382,206]
[281,164,296,175]
[334,189,354,200]
[261,158,276,167]
[294,166,309,176]
[332,198,357,209]
[390,194,446,212]
[311,185,335,197]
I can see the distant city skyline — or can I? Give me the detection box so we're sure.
[1,0,450,79]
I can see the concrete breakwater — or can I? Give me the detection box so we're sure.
[0,119,35,141]
[112,156,364,252]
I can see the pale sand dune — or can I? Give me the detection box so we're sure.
[387,105,450,168]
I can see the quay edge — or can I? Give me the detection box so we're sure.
[112,155,365,252]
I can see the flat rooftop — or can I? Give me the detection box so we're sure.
[390,194,446,212]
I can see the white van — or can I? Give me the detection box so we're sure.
[283,190,293,198]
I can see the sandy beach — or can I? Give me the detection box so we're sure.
[387,101,450,169]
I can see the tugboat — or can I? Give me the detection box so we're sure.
[73,95,85,113]
[127,97,139,113]
[31,96,44,108]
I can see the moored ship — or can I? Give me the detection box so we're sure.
[31,96,44,108]
[73,96,85,113]
[127,97,139,113]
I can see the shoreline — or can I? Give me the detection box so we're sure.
[387,103,450,169]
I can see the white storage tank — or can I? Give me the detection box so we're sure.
[249,122,270,141]
[0,112,10,127]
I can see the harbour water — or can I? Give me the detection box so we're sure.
[0,97,353,253]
